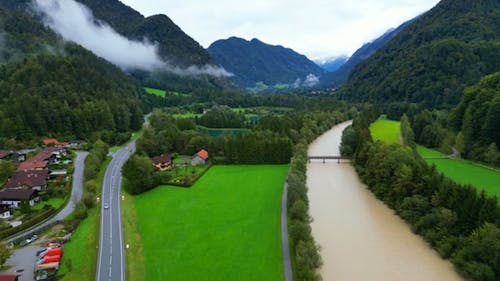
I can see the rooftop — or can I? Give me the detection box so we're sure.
[4,170,49,189]
[151,154,172,165]
[195,149,209,160]
[0,188,36,200]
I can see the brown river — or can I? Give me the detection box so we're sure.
[307,120,463,281]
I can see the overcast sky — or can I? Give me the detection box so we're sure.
[119,0,440,62]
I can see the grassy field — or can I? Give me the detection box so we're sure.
[129,165,288,281]
[58,157,111,280]
[144,87,166,97]
[416,145,445,157]
[173,112,203,119]
[197,126,250,137]
[33,198,65,210]
[369,118,401,144]
[122,185,145,281]
[371,120,499,199]
[418,146,500,199]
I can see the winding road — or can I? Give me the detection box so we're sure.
[6,151,88,243]
[96,141,136,281]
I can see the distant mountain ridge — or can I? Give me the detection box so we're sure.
[320,18,415,88]
[208,37,324,90]
[317,56,348,72]
[338,0,500,108]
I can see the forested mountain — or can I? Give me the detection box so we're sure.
[0,7,147,146]
[208,37,324,90]
[75,0,231,91]
[0,0,230,92]
[75,0,213,67]
[338,0,500,109]
[320,19,414,89]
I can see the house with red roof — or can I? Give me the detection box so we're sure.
[16,147,66,171]
[151,154,172,171]
[42,138,69,147]
[191,149,209,166]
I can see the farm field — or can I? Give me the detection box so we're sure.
[197,126,250,137]
[418,146,500,199]
[144,87,166,97]
[130,165,288,281]
[371,120,499,199]
[369,118,401,144]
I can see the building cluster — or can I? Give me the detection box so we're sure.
[0,139,77,218]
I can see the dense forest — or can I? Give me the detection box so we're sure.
[342,108,500,281]
[0,7,148,147]
[338,0,500,109]
[450,72,500,164]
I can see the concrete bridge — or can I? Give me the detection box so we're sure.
[307,155,351,164]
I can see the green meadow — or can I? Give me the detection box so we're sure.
[370,119,499,199]
[129,165,288,281]
[144,87,166,97]
[418,146,500,199]
[369,118,401,144]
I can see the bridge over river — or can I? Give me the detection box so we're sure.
[307,155,351,163]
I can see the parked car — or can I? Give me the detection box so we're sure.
[25,234,38,244]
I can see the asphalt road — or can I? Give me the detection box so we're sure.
[6,151,89,243]
[96,141,136,281]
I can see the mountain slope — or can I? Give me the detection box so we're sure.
[0,7,146,143]
[208,37,324,89]
[338,0,500,108]
[320,19,414,88]
[76,0,214,67]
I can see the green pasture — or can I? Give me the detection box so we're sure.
[369,118,401,144]
[130,165,288,281]
[144,87,166,97]
[419,146,500,199]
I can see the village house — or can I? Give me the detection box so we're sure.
[151,154,173,171]
[0,188,39,208]
[191,149,209,166]
[0,205,11,219]
[17,146,67,171]
[3,170,49,191]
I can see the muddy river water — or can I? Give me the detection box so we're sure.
[307,120,463,281]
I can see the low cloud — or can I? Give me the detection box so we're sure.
[33,0,232,77]
[302,74,320,87]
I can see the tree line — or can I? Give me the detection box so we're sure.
[341,108,500,280]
